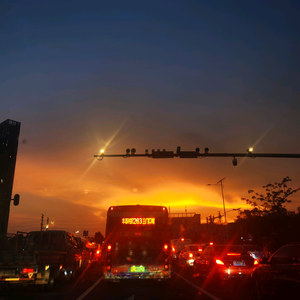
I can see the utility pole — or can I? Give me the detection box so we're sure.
[207,178,227,224]
[41,214,44,231]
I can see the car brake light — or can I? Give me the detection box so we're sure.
[172,247,176,252]
[107,245,112,251]
[198,248,203,252]
[163,244,168,251]
[209,242,213,245]
[96,250,100,255]
[227,253,241,256]
[254,259,259,265]
[215,259,224,265]
[181,238,184,242]
[23,268,34,273]
[188,253,193,258]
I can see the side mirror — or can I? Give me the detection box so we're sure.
[13,194,20,206]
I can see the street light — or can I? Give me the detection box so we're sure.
[207,177,227,224]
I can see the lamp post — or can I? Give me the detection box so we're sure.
[207,177,227,224]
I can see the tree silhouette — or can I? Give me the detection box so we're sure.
[241,176,300,216]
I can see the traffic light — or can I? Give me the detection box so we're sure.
[151,150,174,158]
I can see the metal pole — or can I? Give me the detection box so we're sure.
[41,214,44,231]
[220,180,227,224]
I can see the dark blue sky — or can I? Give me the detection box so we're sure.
[1,0,300,234]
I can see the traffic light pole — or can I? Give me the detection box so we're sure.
[94,146,300,165]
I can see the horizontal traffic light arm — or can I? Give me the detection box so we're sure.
[94,147,300,162]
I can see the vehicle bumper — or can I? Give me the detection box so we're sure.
[219,268,253,280]
[103,267,171,281]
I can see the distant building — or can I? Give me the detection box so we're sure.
[169,212,202,242]
[0,119,21,246]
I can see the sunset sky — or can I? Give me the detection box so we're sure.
[2,0,300,236]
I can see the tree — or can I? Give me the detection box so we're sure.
[241,176,300,216]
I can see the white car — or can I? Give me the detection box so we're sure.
[178,244,204,267]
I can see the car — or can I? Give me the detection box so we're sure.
[170,238,193,262]
[194,244,258,285]
[239,244,265,261]
[252,241,300,299]
[178,244,204,268]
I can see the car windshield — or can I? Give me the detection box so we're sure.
[242,245,263,252]
[188,245,201,251]
[214,246,245,256]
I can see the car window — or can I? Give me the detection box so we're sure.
[205,246,213,255]
[290,245,300,260]
[271,246,293,264]
[189,245,199,251]
[242,245,263,252]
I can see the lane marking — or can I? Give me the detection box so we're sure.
[172,270,222,300]
[76,276,104,300]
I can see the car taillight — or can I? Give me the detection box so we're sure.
[163,244,168,251]
[254,259,259,265]
[172,247,176,252]
[215,259,224,265]
[23,268,34,273]
[96,250,100,255]
[227,253,241,256]
[107,245,112,251]
[188,253,194,258]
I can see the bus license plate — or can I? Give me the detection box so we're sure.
[130,266,145,272]
[233,261,245,266]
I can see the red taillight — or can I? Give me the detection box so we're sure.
[163,244,168,251]
[172,247,176,252]
[227,253,241,256]
[215,259,224,265]
[181,238,184,242]
[198,248,203,252]
[23,268,34,273]
[110,207,114,210]
[107,245,112,251]
[254,259,259,265]
[96,250,100,255]
[209,242,213,245]
[188,253,194,258]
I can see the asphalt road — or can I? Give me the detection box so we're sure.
[0,262,258,300]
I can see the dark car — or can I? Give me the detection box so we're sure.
[194,244,258,285]
[252,241,300,299]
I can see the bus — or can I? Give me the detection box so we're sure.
[102,205,171,281]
